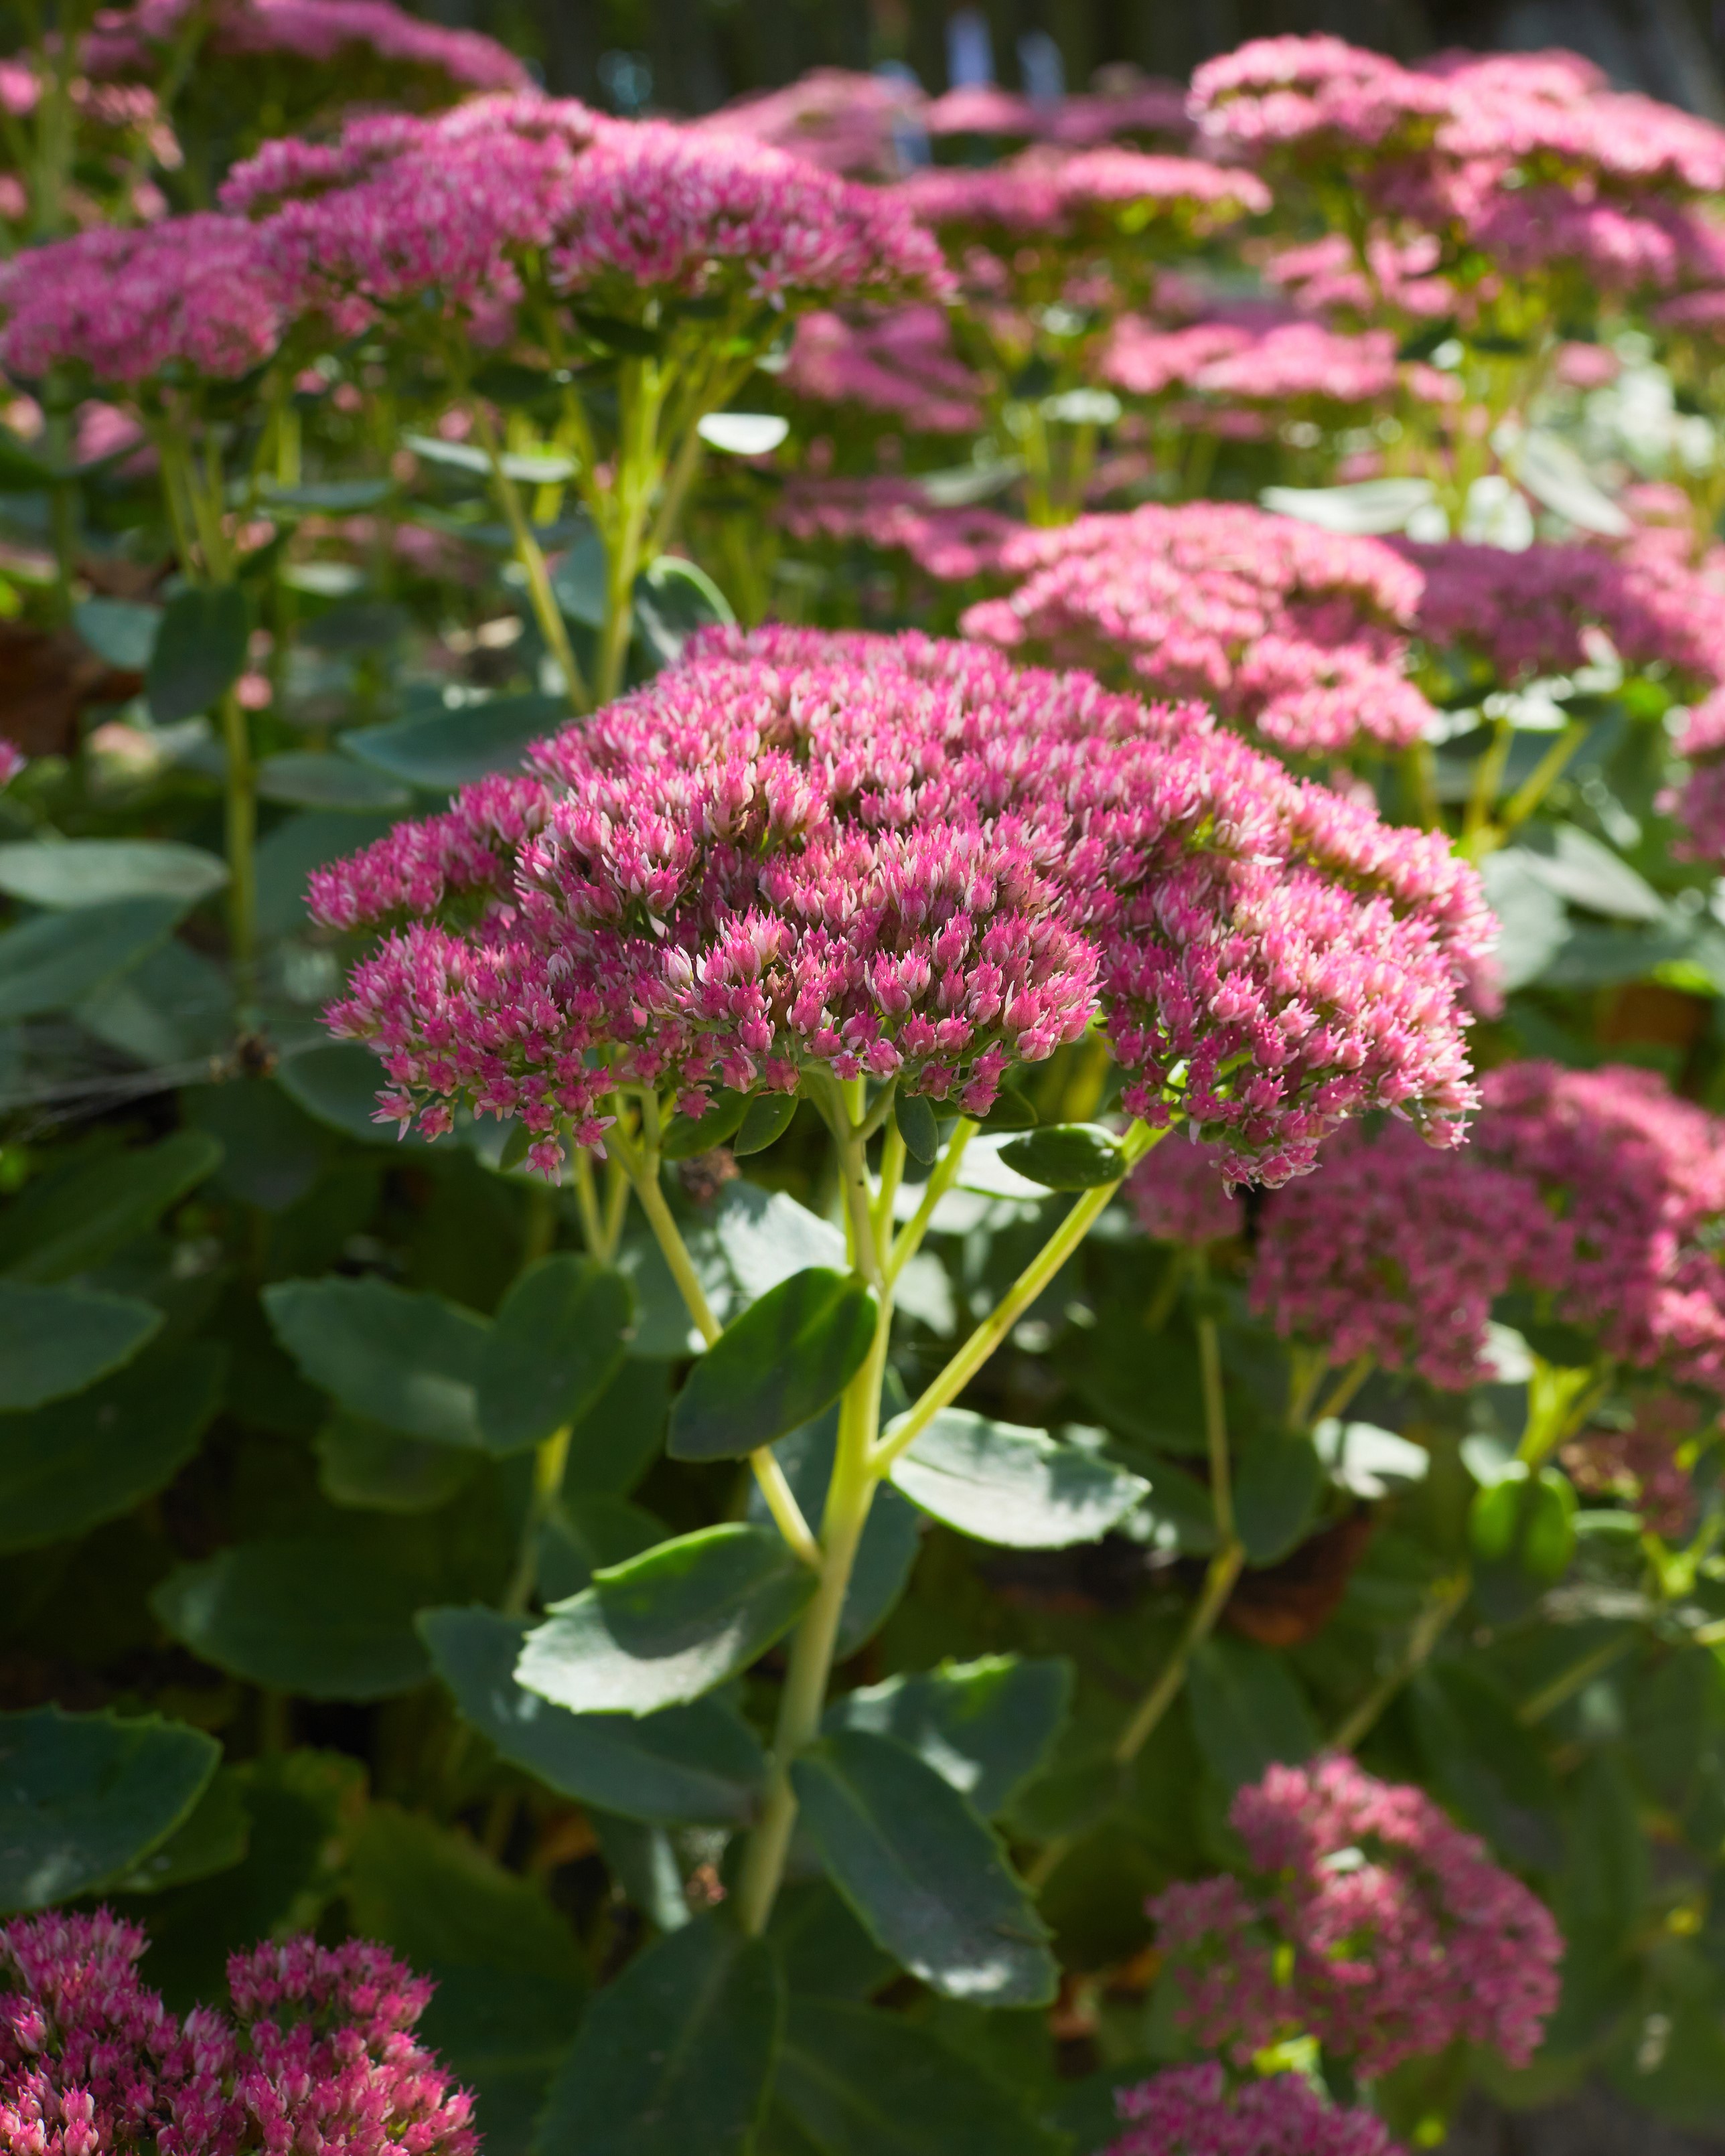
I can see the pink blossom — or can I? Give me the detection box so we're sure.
[782,307,985,432]
[84,0,528,95]
[774,475,1017,580]
[1189,34,1448,159]
[0,741,26,788]
[0,214,283,386]
[311,627,1485,1183]
[960,502,1436,755]
[693,68,927,180]
[1126,1133,1244,1244]
[1562,1395,1701,1541]
[1100,309,1427,410]
[1151,1756,1562,2078]
[893,145,1268,240]
[1104,2064,1402,2156]
[1665,686,1725,862]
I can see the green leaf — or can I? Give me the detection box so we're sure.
[564,1359,669,1496]
[343,692,563,789]
[153,1527,469,1699]
[0,1705,219,1912]
[0,1340,223,1552]
[998,1124,1124,1190]
[773,1998,1067,2156]
[533,1912,780,2156]
[183,1077,330,1213]
[1410,1663,1562,1869]
[1232,1430,1325,1566]
[668,1268,877,1462]
[421,1607,764,1824]
[263,477,396,512]
[1314,1418,1430,1499]
[895,1093,940,1167]
[0,1129,222,1282]
[1479,850,1568,992]
[590,1810,690,1930]
[573,311,666,358]
[403,430,575,483]
[0,427,60,490]
[766,1882,895,2005]
[711,1183,846,1302]
[550,528,607,627]
[887,1410,1147,1548]
[792,1730,1057,2006]
[316,1414,478,1513]
[696,412,790,457]
[74,596,161,669]
[733,1091,798,1156]
[1469,1466,1576,1582]
[660,1089,749,1160]
[1187,1636,1317,1792]
[256,752,411,812]
[112,1768,250,1894]
[824,1657,1072,1819]
[0,1281,162,1410]
[0,839,228,910]
[262,1276,490,1448]
[515,1524,816,1715]
[147,585,250,724]
[477,1256,633,1456]
[276,1040,437,1150]
[633,554,737,670]
[538,1492,665,1598]
[0,895,190,1020]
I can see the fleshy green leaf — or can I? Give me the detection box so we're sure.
[824,1657,1072,1819]
[1187,1637,1317,1792]
[316,1415,479,1513]
[998,1124,1125,1190]
[733,1091,798,1156]
[514,1524,817,1716]
[773,1998,1067,2156]
[477,1256,633,1456]
[112,1769,250,1894]
[0,840,228,910]
[711,1183,846,1304]
[147,585,250,724]
[0,1705,219,1912]
[262,1276,490,1448]
[895,1093,940,1166]
[791,1729,1058,2006]
[342,692,562,790]
[256,753,411,812]
[532,1912,781,2156]
[0,896,190,1021]
[0,1129,222,1283]
[1231,1430,1325,1566]
[668,1268,877,1462]
[0,1281,162,1411]
[887,1411,1147,1548]
[696,412,790,457]
[0,1341,223,1552]
[421,1607,765,1825]
[660,1089,749,1160]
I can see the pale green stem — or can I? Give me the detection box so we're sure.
[468,399,589,713]
[1499,720,1588,838]
[1516,1628,1635,1727]
[504,1423,575,1616]
[873,1122,1164,1474]
[1112,1539,1245,1768]
[1331,1571,1469,1753]
[216,688,258,1016]
[1518,1357,1608,1466]
[886,1119,976,1286]
[1461,717,1514,856]
[1310,1353,1374,1432]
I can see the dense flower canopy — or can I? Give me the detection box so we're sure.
[1104,2064,1402,2156]
[311,626,1487,1181]
[961,502,1436,754]
[781,305,986,433]
[1151,1756,1563,2078]
[1126,1132,1245,1245]
[0,1910,475,2156]
[892,147,1270,241]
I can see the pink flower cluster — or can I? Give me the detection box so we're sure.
[1562,1396,1700,1541]
[1104,2064,1401,2156]
[1126,1134,1244,1245]
[893,146,1268,242]
[781,306,985,433]
[774,475,1016,581]
[1192,36,1725,300]
[0,1909,475,2156]
[224,98,946,338]
[310,626,1487,1184]
[0,213,283,386]
[1403,535,1725,688]
[693,68,927,179]
[960,502,1436,755]
[1666,688,1725,864]
[84,0,528,94]
[1100,311,1418,408]
[0,741,27,788]
[1150,1756,1562,2079]
[1250,1063,1725,1397]
[925,79,1193,149]
[1250,1118,1545,1389]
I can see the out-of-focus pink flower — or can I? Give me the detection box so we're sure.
[85,0,528,95]
[1665,685,1725,862]
[960,502,1436,755]
[1105,2064,1403,2156]
[1100,309,1428,410]
[0,741,27,788]
[775,475,1017,580]
[693,68,927,179]
[893,145,1269,240]
[310,625,1486,1183]
[1126,1133,1244,1244]
[1151,1756,1563,2078]
[782,306,985,433]
[1562,1395,1702,1541]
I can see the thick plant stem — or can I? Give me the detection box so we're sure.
[503,1424,574,1616]
[875,1120,1164,1472]
[1331,1571,1469,1752]
[469,401,589,713]
[887,1118,976,1284]
[1112,1539,1246,1767]
[216,687,258,1016]
[1311,1353,1373,1431]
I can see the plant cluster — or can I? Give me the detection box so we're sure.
[8,17,1725,2156]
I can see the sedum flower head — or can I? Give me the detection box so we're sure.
[960,502,1436,756]
[782,305,984,433]
[86,0,529,96]
[311,627,1485,1184]
[0,214,284,386]
[1104,2063,1403,2156]
[1666,686,1725,864]
[1126,1132,1244,1245]
[1151,1756,1562,2079]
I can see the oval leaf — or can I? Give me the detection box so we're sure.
[668,1267,877,1462]
[696,412,790,456]
[0,840,228,910]
[888,1410,1148,1548]
[791,1729,1058,2006]
[419,1606,765,1825]
[998,1124,1124,1190]
[342,692,562,790]
[733,1091,798,1156]
[514,1523,816,1716]
[660,1089,749,1160]
[0,1129,223,1284]
[0,1705,219,1912]
[262,1276,490,1448]
[824,1656,1072,1819]
[534,1912,780,2156]
[0,896,190,1022]
[147,584,249,724]
[895,1092,941,1167]
[0,1282,162,1411]
[477,1255,634,1456]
